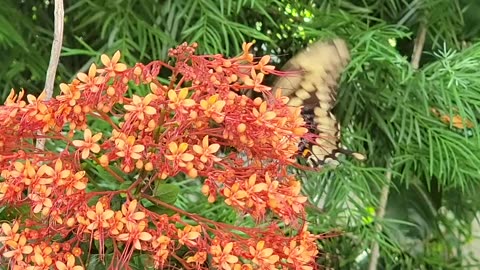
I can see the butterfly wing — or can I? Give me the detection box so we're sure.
[271,38,365,167]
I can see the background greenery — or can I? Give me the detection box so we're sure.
[2,0,480,269]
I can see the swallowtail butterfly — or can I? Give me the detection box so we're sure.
[271,38,366,167]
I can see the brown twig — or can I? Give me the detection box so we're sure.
[367,161,393,270]
[36,0,64,150]
[411,23,427,70]
[44,0,64,99]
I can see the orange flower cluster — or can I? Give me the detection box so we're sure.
[0,42,323,269]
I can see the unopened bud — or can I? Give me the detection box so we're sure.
[99,155,109,167]
[107,86,115,96]
[134,66,142,76]
[223,60,232,67]
[201,184,210,195]
[135,160,144,169]
[144,162,153,171]
[187,168,198,178]
[237,123,246,133]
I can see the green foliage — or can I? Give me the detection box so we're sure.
[2,0,480,269]
[0,2,51,97]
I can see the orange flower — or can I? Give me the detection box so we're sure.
[283,240,315,270]
[252,101,277,122]
[186,251,207,264]
[51,159,72,186]
[4,89,26,108]
[115,136,145,160]
[240,42,254,62]
[28,185,53,215]
[108,211,124,236]
[72,129,102,159]
[0,183,7,201]
[249,240,279,268]
[121,200,146,228]
[124,94,157,121]
[153,248,170,268]
[86,201,115,231]
[244,173,267,193]
[210,242,239,270]
[36,164,55,185]
[30,244,54,267]
[152,235,171,249]
[254,55,275,74]
[264,173,280,209]
[177,225,201,246]
[98,50,127,77]
[165,142,194,168]
[0,42,320,269]
[3,235,33,262]
[193,135,221,163]
[199,94,226,123]
[72,247,82,257]
[117,220,152,250]
[56,83,81,107]
[11,159,39,186]
[224,183,248,207]
[26,91,49,121]
[0,222,20,243]
[243,68,271,92]
[55,254,84,270]
[64,171,88,195]
[77,63,106,93]
[242,174,267,208]
[152,235,171,267]
[167,88,196,112]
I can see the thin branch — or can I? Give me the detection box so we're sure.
[44,0,64,99]
[36,0,64,150]
[368,22,428,270]
[411,23,427,70]
[368,160,392,270]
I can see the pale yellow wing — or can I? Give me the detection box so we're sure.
[271,39,365,167]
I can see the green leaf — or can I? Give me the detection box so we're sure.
[86,253,114,270]
[153,183,180,204]
[145,183,181,216]
[0,204,30,220]
[129,253,155,269]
